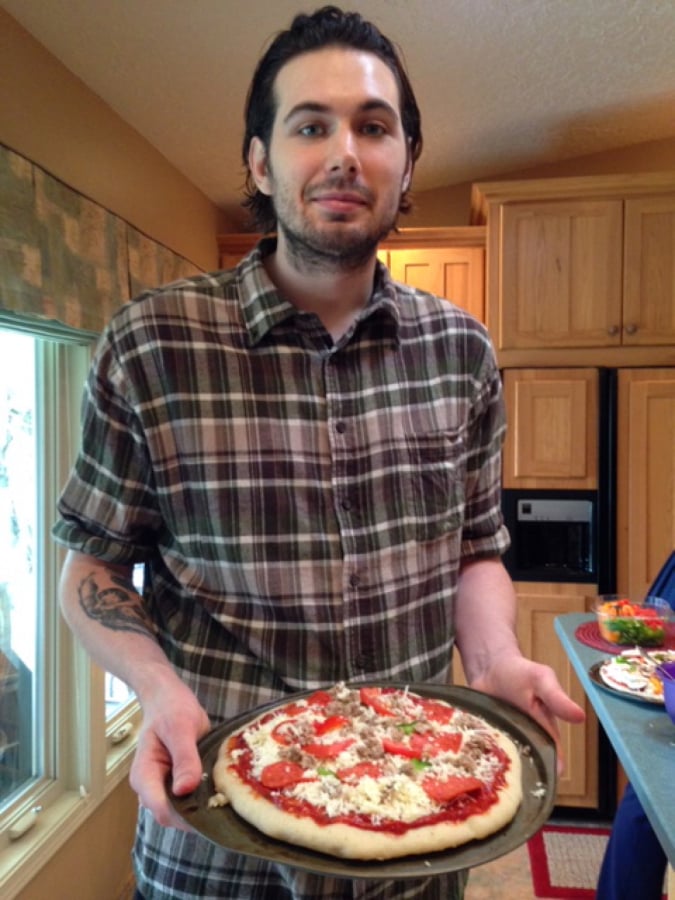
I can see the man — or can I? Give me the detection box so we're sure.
[54,7,584,899]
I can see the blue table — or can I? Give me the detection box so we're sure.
[555,613,675,895]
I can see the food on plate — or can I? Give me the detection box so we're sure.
[595,597,670,646]
[598,648,675,700]
[211,683,522,860]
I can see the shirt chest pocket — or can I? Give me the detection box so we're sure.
[404,430,466,542]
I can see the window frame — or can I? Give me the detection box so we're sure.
[0,319,141,899]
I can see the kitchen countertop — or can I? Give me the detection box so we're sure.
[555,612,675,871]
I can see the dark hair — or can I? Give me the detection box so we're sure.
[241,5,423,232]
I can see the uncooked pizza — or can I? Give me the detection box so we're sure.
[211,683,522,860]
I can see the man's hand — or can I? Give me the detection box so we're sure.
[129,681,211,830]
[469,653,585,773]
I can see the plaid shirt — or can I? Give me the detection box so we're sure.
[54,239,509,899]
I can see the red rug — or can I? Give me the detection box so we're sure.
[528,825,667,899]
[528,825,610,898]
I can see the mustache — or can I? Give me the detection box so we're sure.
[306,178,374,204]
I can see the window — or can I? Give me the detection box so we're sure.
[0,332,36,808]
[0,321,140,899]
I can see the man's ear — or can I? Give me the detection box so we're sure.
[248,137,273,196]
[401,141,413,193]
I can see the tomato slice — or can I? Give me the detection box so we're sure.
[418,732,463,756]
[306,690,332,707]
[314,715,349,736]
[271,719,297,745]
[271,702,308,719]
[360,687,396,716]
[415,697,455,724]
[260,761,307,789]
[382,737,419,758]
[422,775,483,803]
[338,761,384,782]
[302,738,356,759]
[383,731,462,759]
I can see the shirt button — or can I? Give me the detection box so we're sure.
[349,573,361,589]
[354,654,372,670]
[341,498,352,511]
[335,421,347,434]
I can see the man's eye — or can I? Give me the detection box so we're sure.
[361,122,387,137]
[297,123,325,137]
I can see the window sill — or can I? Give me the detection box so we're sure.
[0,735,137,899]
[105,700,141,793]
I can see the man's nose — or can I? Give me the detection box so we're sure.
[327,127,360,175]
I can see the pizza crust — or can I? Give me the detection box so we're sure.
[215,730,521,860]
[212,687,523,861]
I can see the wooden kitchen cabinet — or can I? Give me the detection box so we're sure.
[471,172,675,367]
[218,227,486,321]
[502,368,598,489]
[623,194,675,346]
[385,245,485,321]
[453,581,600,808]
[499,199,623,349]
[616,368,675,597]
[514,582,599,808]
[217,233,260,270]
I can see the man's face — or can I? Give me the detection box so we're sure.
[249,47,412,267]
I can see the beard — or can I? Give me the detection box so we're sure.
[271,176,402,274]
[278,217,389,272]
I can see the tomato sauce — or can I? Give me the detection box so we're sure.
[228,733,510,834]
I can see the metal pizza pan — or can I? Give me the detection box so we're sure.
[168,682,557,879]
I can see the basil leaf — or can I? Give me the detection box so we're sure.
[397,721,419,735]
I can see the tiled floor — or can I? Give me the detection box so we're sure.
[465,817,613,900]
[465,841,541,900]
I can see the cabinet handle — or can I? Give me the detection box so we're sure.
[624,323,638,335]
[607,325,620,336]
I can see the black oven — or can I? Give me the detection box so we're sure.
[502,489,600,583]
[500,368,617,592]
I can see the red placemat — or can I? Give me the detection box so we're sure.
[575,620,675,654]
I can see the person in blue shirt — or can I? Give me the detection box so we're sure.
[596,551,674,900]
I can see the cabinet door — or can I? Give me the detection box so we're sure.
[218,234,259,269]
[514,582,599,808]
[499,200,623,348]
[388,247,485,321]
[502,368,598,489]
[623,194,675,346]
[617,368,675,596]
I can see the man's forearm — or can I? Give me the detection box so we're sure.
[74,565,156,636]
[59,549,178,704]
[453,556,522,684]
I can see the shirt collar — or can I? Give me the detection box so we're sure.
[235,238,401,346]
[236,238,296,345]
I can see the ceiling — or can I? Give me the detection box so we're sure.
[3,0,675,226]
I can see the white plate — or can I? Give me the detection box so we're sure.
[588,652,675,705]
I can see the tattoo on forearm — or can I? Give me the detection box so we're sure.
[78,572,156,638]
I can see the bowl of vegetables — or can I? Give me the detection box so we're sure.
[594,596,671,647]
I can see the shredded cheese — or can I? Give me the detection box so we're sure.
[233,684,510,823]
